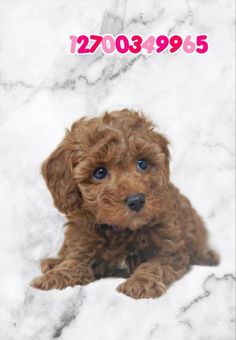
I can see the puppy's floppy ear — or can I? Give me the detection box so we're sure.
[41,140,81,215]
[151,130,170,184]
[155,132,170,162]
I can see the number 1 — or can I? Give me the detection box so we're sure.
[69,35,77,54]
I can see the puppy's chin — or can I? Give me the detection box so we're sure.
[98,216,153,232]
[127,217,154,231]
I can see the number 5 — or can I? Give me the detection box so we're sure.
[196,35,208,54]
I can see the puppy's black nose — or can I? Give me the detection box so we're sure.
[126,193,145,212]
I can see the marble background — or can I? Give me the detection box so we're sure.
[0,0,235,339]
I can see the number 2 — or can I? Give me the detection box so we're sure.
[77,35,90,54]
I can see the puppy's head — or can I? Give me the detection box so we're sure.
[42,110,170,230]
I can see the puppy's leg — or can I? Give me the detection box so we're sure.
[40,240,68,273]
[31,259,94,290]
[179,192,220,267]
[40,258,63,273]
[188,214,220,266]
[191,249,220,266]
[117,252,190,299]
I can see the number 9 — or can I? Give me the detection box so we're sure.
[156,35,169,53]
[169,35,183,53]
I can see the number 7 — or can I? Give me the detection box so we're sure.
[196,35,208,54]
[90,34,103,53]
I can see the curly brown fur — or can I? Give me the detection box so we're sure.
[31,109,219,299]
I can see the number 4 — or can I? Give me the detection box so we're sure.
[142,36,155,54]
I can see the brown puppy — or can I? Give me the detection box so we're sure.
[31,109,219,299]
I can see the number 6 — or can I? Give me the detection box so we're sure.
[183,35,195,54]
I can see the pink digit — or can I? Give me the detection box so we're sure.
[129,35,142,54]
[69,35,77,54]
[196,35,208,54]
[101,35,115,54]
[142,36,155,54]
[90,34,103,53]
[183,35,195,54]
[169,35,182,53]
[116,35,129,54]
[156,35,169,53]
[77,35,90,54]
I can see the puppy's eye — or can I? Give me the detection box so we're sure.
[137,159,148,171]
[93,167,107,180]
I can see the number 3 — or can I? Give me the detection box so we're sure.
[196,35,208,54]
[129,35,142,54]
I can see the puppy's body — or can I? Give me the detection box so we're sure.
[31,110,219,299]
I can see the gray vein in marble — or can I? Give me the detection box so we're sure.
[101,12,124,36]
[52,55,143,90]
[0,80,34,91]
[124,9,165,29]
[202,142,235,158]
[178,320,193,340]
[168,8,194,35]
[108,55,143,81]
[53,289,86,339]
[179,319,194,330]
[147,322,161,339]
[179,274,236,315]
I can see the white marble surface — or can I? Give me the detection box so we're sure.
[0,0,235,339]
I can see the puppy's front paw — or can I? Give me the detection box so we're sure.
[30,266,94,290]
[117,277,167,299]
[40,258,63,273]
[30,272,67,290]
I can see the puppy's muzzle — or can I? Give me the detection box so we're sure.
[125,193,145,212]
